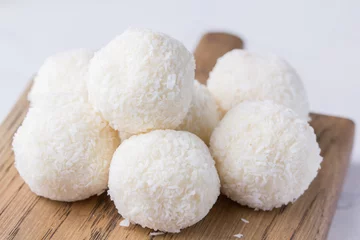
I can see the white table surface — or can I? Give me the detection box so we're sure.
[1,1,359,239]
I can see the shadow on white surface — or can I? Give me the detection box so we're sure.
[328,161,360,240]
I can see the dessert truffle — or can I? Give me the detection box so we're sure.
[176,80,220,145]
[29,49,93,107]
[13,103,120,201]
[207,50,309,120]
[210,101,322,210]
[88,28,195,134]
[108,130,220,232]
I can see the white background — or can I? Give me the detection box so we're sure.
[1,1,359,239]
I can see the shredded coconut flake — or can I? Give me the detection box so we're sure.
[150,232,164,236]
[234,233,243,238]
[119,218,130,227]
[97,190,105,196]
[241,218,249,223]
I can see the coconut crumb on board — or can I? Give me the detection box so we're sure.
[234,233,243,238]
[150,232,165,236]
[96,190,105,196]
[241,218,249,223]
[119,218,130,227]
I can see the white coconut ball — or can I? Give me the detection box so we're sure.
[13,103,120,202]
[29,49,93,107]
[207,49,310,120]
[176,80,220,145]
[210,101,322,210]
[108,130,220,233]
[88,28,195,134]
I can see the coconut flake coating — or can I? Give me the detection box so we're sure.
[176,80,220,145]
[29,49,93,107]
[210,101,322,210]
[12,103,120,202]
[207,50,309,120]
[108,130,220,232]
[88,28,195,134]
[118,131,134,142]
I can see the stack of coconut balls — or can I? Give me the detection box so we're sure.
[13,28,322,233]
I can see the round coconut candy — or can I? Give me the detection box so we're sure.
[176,80,220,145]
[108,130,220,233]
[207,49,310,120]
[209,101,322,210]
[12,103,120,202]
[88,27,195,134]
[29,49,93,107]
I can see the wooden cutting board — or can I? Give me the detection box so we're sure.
[0,33,355,240]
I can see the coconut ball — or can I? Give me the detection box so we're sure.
[88,28,195,134]
[108,130,220,233]
[207,49,309,120]
[29,49,93,107]
[210,101,322,210]
[13,103,120,202]
[176,80,220,145]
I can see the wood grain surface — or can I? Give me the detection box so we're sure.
[0,33,355,240]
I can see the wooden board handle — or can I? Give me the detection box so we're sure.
[194,32,244,84]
